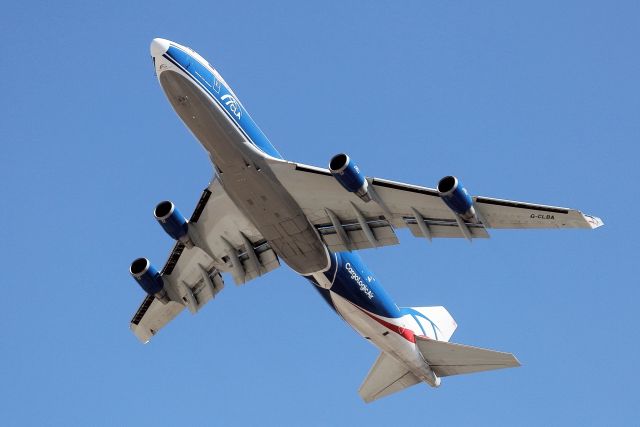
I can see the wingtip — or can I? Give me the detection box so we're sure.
[512,355,522,368]
[583,214,604,229]
[130,323,153,344]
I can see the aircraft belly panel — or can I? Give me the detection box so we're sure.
[158,71,329,274]
[332,292,411,353]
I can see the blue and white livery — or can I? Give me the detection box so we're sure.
[129,38,603,403]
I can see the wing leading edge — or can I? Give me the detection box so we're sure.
[268,160,602,250]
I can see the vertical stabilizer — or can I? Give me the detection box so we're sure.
[403,306,458,342]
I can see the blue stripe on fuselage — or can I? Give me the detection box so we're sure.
[307,252,402,319]
[163,46,283,159]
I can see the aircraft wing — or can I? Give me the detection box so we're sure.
[268,160,602,251]
[130,177,280,343]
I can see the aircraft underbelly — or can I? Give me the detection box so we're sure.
[333,294,407,350]
[158,71,329,274]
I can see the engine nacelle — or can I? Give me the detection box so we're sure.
[154,201,189,242]
[437,175,477,222]
[329,153,371,202]
[130,257,165,295]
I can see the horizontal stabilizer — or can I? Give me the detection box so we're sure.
[415,337,520,377]
[359,352,420,403]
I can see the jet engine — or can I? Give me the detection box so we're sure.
[437,176,477,222]
[154,201,189,242]
[130,257,165,295]
[329,153,371,202]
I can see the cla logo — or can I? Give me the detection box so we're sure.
[221,94,242,120]
[345,262,374,300]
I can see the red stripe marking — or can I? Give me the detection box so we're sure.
[353,304,415,343]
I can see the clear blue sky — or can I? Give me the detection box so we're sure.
[1,1,637,425]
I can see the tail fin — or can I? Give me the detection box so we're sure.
[415,337,521,377]
[359,352,420,403]
[403,306,458,342]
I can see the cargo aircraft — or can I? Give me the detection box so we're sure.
[130,38,603,403]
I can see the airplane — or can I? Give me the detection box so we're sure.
[130,38,603,403]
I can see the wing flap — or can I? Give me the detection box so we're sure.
[404,217,490,239]
[317,219,399,252]
[235,241,280,284]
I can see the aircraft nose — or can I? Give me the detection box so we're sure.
[150,38,170,57]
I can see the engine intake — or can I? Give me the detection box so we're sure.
[437,176,477,222]
[130,257,165,295]
[154,201,189,242]
[329,153,371,202]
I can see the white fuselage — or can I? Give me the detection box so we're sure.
[151,38,440,388]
